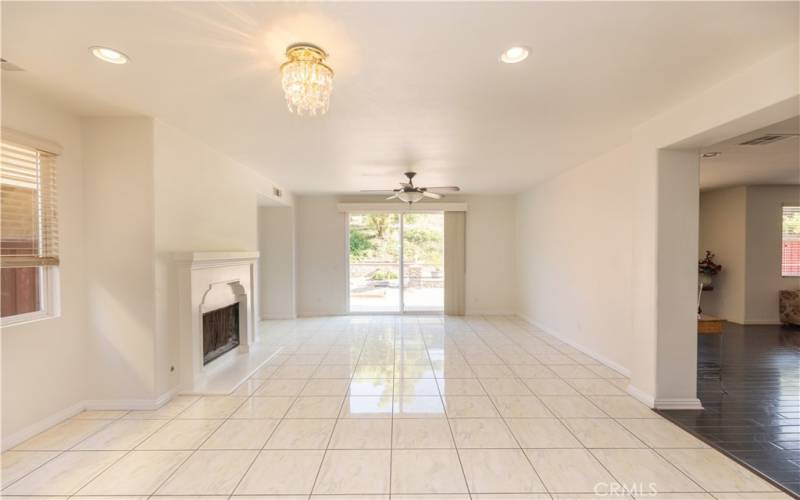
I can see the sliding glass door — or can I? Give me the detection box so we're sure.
[348,212,444,313]
[348,213,401,312]
[402,213,444,312]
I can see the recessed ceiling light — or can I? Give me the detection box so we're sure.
[701,152,722,159]
[500,46,529,64]
[90,46,129,65]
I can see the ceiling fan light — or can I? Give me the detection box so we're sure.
[397,191,425,204]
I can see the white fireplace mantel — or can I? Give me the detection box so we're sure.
[173,251,259,393]
[173,251,260,265]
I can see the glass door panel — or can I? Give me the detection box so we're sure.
[349,213,401,312]
[402,213,444,312]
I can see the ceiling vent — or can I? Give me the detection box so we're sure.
[272,187,282,198]
[1,58,24,71]
[739,134,795,146]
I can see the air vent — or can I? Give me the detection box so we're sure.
[272,187,282,198]
[1,58,24,71]
[739,134,793,146]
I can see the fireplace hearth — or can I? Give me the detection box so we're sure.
[203,302,240,365]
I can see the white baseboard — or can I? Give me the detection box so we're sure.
[465,309,517,316]
[2,400,85,451]
[2,389,179,451]
[84,387,178,411]
[298,311,348,317]
[516,314,631,378]
[627,383,704,410]
[741,319,782,325]
[654,398,704,410]
[626,384,656,408]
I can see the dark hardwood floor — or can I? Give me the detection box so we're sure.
[659,322,800,498]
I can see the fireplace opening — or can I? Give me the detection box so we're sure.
[203,302,240,365]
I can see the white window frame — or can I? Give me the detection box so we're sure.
[1,128,62,327]
[1,266,60,327]
[782,204,800,278]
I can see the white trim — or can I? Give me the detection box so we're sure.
[1,266,60,328]
[1,126,63,155]
[741,319,782,325]
[517,313,631,378]
[337,202,467,213]
[298,311,349,317]
[345,215,351,313]
[173,251,259,263]
[466,309,517,316]
[2,401,84,451]
[654,398,704,410]
[626,383,656,408]
[2,388,180,451]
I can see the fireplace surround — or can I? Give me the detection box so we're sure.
[174,251,258,392]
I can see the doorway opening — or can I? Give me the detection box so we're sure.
[348,212,444,313]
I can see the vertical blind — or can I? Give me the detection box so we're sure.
[0,140,59,268]
[783,205,800,277]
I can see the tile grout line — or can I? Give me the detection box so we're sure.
[4,315,780,498]
[307,323,368,497]
[2,410,127,492]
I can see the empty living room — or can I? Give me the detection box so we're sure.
[1,1,799,498]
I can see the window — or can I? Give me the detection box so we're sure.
[1,136,59,324]
[782,205,800,277]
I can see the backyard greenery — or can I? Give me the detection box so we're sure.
[349,213,443,266]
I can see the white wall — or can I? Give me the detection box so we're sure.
[82,117,157,402]
[296,196,348,316]
[295,194,518,316]
[258,206,296,319]
[746,185,800,323]
[2,99,291,445]
[1,81,89,442]
[152,120,288,394]
[516,144,634,373]
[698,187,748,322]
[464,196,517,315]
[625,42,798,407]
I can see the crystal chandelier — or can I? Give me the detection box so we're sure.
[280,43,334,116]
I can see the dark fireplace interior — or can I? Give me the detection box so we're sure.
[203,303,240,365]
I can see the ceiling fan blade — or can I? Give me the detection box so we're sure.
[422,191,443,199]
[385,193,399,200]
[360,189,397,193]
[424,186,460,192]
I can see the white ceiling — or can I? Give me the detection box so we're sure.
[2,2,798,194]
[700,116,800,191]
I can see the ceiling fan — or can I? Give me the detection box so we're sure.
[361,172,460,204]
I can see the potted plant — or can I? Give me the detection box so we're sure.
[698,251,722,290]
[698,251,722,315]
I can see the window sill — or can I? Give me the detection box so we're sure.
[1,310,58,328]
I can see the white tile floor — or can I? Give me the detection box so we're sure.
[1,315,793,499]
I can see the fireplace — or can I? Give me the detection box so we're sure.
[203,303,240,365]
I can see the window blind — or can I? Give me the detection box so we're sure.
[782,205,800,277]
[0,140,59,268]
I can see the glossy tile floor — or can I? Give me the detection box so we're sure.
[2,315,794,499]
[661,322,800,497]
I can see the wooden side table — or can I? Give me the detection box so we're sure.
[697,314,726,393]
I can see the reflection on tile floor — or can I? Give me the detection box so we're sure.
[1,315,792,499]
